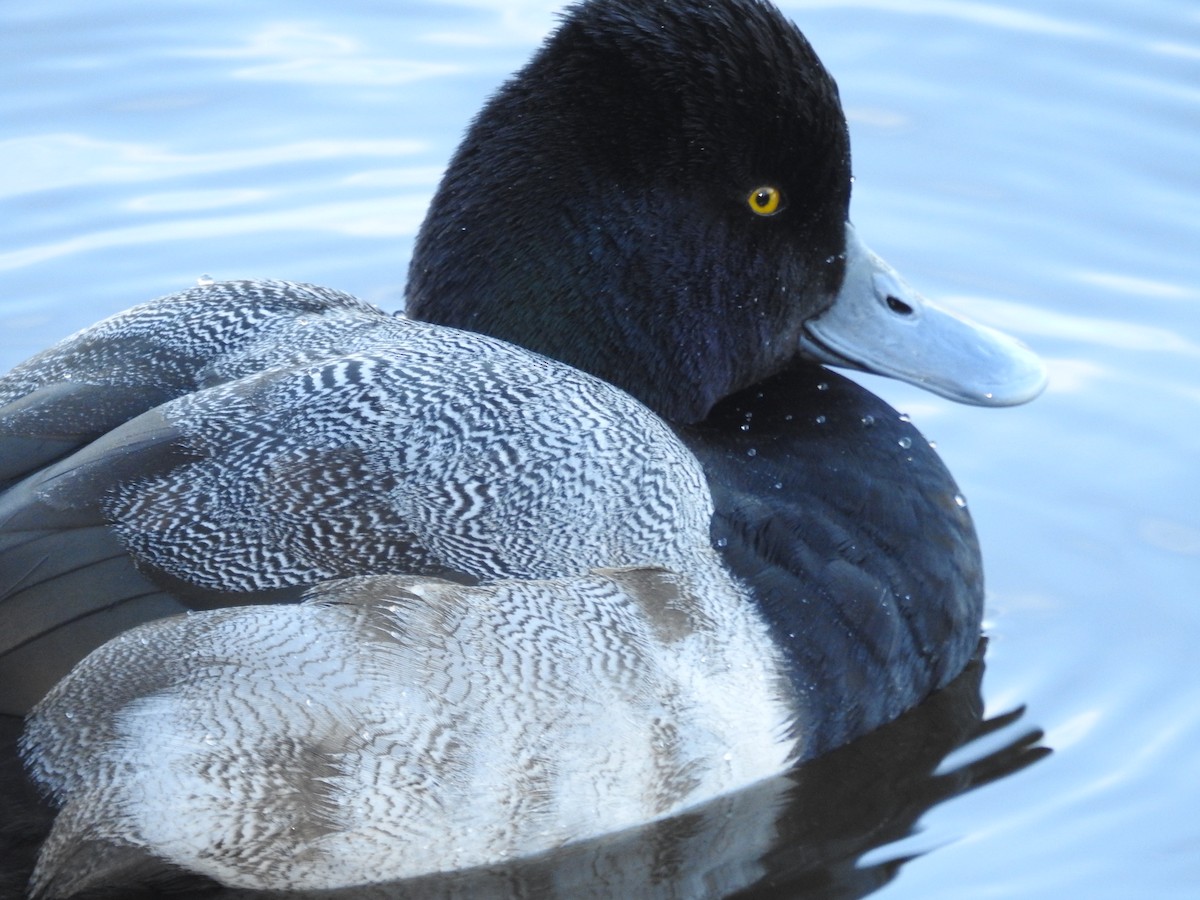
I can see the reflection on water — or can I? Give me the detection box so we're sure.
[0,653,1046,899]
[0,133,432,275]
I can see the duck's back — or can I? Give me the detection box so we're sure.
[0,281,387,488]
[0,280,715,714]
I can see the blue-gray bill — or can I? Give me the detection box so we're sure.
[799,224,1048,407]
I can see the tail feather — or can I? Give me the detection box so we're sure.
[0,382,176,490]
[0,525,185,715]
[0,527,170,656]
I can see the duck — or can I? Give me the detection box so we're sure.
[0,0,1046,894]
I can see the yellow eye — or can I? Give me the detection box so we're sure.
[747,185,782,216]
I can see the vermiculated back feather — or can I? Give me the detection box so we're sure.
[0,281,717,715]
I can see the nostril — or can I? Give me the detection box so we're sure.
[886,295,914,315]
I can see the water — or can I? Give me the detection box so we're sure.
[2,0,1199,897]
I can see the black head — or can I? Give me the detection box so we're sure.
[407,0,852,424]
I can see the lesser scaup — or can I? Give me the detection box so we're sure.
[1,0,1045,893]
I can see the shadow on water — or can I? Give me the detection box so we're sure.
[0,647,1047,900]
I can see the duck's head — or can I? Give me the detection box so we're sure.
[407,0,1045,424]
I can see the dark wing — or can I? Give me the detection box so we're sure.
[0,280,390,490]
[0,348,491,715]
[0,382,178,489]
[0,407,310,715]
[0,283,403,712]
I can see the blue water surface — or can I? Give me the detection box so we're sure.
[2,0,1198,897]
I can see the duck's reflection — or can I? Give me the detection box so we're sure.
[0,648,1046,900]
